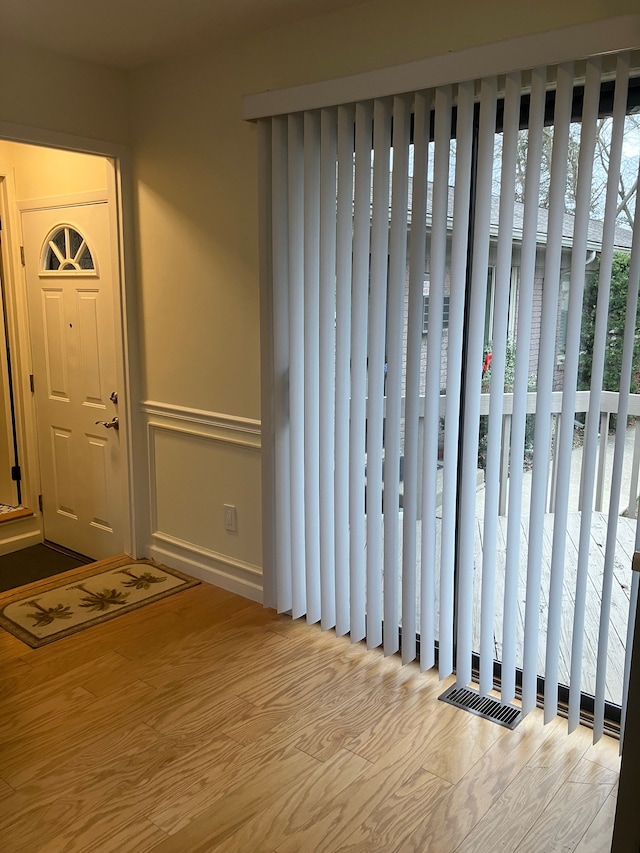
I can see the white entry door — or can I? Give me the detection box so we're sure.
[22,202,123,559]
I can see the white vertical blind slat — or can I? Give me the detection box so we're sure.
[544,57,601,724]
[439,79,475,677]
[303,110,322,626]
[480,74,520,695]
[620,463,640,750]
[366,98,392,650]
[421,86,452,672]
[334,104,355,637]
[271,116,293,614]
[457,76,498,688]
[350,100,373,642]
[319,108,338,630]
[481,72,521,697]
[568,54,629,732]
[621,569,640,749]
[502,67,546,703]
[402,89,429,666]
[594,155,640,741]
[384,95,411,656]
[287,113,307,620]
[258,118,276,610]
[522,63,575,716]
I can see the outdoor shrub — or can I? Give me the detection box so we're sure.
[478,339,536,469]
[578,252,640,395]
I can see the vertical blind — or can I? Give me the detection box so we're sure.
[260,50,640,741]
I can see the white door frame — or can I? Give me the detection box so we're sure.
[0,120,146,557]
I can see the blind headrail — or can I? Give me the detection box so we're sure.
[243,15,640,120]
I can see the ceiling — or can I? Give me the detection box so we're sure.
[2,0,368,70]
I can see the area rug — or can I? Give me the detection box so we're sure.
[0,556,199,647]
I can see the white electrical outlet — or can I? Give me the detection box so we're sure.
[223,504,237,532]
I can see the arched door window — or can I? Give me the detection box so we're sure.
[41,225,95,273]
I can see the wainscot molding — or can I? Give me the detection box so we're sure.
[149,532,263,603]
[146,420,261,454]
[146,419,261,545]
[145,410,264,603]
[142,400,261,439]
[145,419,261,542]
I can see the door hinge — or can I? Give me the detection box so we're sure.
[20,246,25,266]
[11,465,21,482]
[38,494,43,512]
[29,374,34,393]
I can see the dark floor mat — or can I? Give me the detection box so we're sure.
[0,544,91,593]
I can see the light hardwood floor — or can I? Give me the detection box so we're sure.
[0,576,620,852]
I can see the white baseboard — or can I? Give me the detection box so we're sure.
[148,534,263,604]
[0,529,42,556]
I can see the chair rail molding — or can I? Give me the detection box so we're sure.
[141,400,261,439]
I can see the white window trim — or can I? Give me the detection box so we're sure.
[243,15,640,120]
[40,223,98,277]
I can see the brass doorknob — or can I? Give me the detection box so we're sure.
[95,417,119,430]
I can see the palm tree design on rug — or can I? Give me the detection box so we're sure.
[20,599,73,628]
[117,569,167,590]
[71,584,129,611]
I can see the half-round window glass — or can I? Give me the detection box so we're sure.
[43,226,95,272]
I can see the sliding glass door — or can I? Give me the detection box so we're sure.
[261,48,640,740]
[462,58,640,738]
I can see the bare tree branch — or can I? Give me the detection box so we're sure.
[617,173,638,229]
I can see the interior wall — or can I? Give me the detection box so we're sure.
[5,143,108,202]
[129,0,640,595]
[0,37,130,145]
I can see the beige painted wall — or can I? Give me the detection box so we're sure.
[3,143,108,202]
[0,37,129,145]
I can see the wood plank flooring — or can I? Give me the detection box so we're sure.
[0,579,620,852]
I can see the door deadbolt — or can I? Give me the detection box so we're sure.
[96,417,119,430]
[109,391,118,404]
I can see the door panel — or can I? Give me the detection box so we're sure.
[51,427,75,515]
[42,289,69,398]
[22,202,123,559]
[86,434,111,530]
[78,291,103,402]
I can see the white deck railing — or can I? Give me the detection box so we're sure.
[403,390,640,518]
[482,390,640,517]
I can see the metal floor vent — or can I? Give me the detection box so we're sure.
[438,685,522,730]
